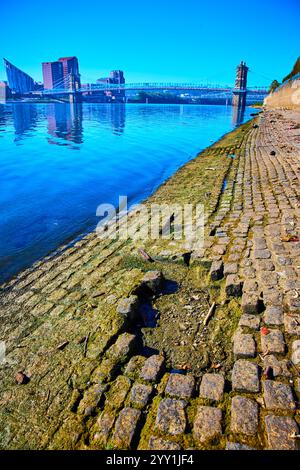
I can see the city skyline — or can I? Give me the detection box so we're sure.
[1,0,299,87]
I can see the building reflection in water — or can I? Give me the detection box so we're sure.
[46,102,126,146]
[110,104,126,135]
[0,105,7,137]
[84,103,126,136]
[46,102,83,147]
[231,103,245,127]
[11,103,38,141]
[7,102,127,147]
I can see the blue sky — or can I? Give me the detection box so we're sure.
[1,0,299,86]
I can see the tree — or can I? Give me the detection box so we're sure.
[269,80,280,93]
[282,57,300,83]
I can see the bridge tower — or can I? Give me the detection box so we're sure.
[68,73,82,103]
[232,61,248,107]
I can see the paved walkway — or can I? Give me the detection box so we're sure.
[0,109,299,450]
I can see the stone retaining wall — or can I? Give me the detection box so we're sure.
[264,78,300,109]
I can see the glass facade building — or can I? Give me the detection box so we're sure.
[4,59,35,94]
[42,57,81,91]
[42,61,64,89]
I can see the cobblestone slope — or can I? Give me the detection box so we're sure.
[0,110,299,450]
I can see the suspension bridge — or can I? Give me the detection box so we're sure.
[28,72,268,101]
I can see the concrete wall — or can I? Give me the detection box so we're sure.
[264,77,300,109]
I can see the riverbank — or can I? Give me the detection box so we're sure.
[0,109,299,450]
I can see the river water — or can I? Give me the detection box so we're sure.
[0,102,253,283]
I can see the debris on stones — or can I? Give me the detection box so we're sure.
[203,302,216,326]
[261,326,270,336]
[84,333,90,357]
[15,371,30,385]
[281,235,300,242]
[139,248,154,262]
[57,341,69,350]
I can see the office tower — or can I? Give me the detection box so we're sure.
[42,61,64,90]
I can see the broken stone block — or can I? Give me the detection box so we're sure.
[263,306,283,326]
[232,360,259,393]
[227,254,240,263]
[254,249,271,259]
[263,380,295,410]
[243,279,258,292]
[253,237,267,250]
[106,375,131,410]
[139,355,165,382]
[263,355,291,377]
[155,398,186,435]
[148,436,181,450]
[165,373,195,399]
[258,259,274,271]
[261,329,285,355]
[77,384,106,416]
[212,245,226,256]
[263,289,282,306]
[225,275,243,297]
[241,266,256,279]
[230,396,258,436]
[241,292,260,314]
[260,271,278,287]
[209,261,224,281]
[284,313,300,335]
[94,408,116,445]
[92,357,120,383]
[265,415,299,450]
[224,263,238,276]
[291,340,300,365]
[107,333,137,362]
[117,296,139,321]
[277,256,292,266]
[193,406,222,444]
[238,314,260,330]
[129,383,153,409]
[233,333,256,358]
[124,355,146,379]
[111,407,141,449]
[142,270,164,294]
[199,374,225,401]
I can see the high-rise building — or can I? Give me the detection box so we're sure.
[110,70,125,100]
[109,70,125,86]
[4,59,35,94]
[95,71,125,102]
[58,57,81,90]
[42,57,81,91]
[42,61,64,90]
